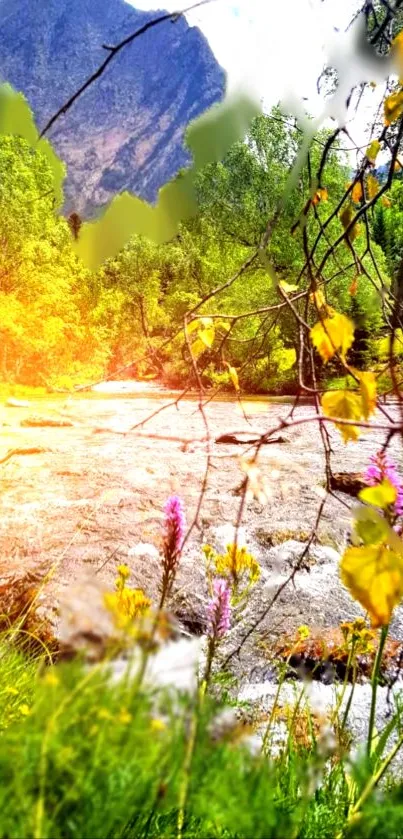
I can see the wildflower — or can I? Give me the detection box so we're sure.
[104,587,151,630]
[164,495,186,556]
[19,704,30,716]
[98,707,113,721]
[118,708,132,725]
[365,450,403,516]
[297,625,310,641]
[116,564,131,590]
[150,717,167,733]
[213,543,260,597]
[43,671,60,688]
[160,496,186,602]
[207,578,231,638]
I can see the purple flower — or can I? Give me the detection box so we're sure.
[164,495,186,558]
[207,579,231,638]
[365,451,403,516]
[159,496,186,604]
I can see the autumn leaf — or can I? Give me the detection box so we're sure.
[321,390,362,442]
[358,370,377,419]
[366,174,379,201]
[359,480,397,510]
[392,31,403,77]
[351,181,363,204]
[384,90,403,126]
[310,312,355,362]
[198,325,215,348]
[366,140,381,164]
[354,506,391,547]
[190,338,207,358]
[312,187,328,205]
[225,363,240,392]
[349,276,359,296]
[340,205,360,242]
[381,196,392,208]
[340,543,403,627]
[279,280,299,293]
[310,289,327,310]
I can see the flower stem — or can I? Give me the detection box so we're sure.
[367,624,388,757]
[177,681,206,839]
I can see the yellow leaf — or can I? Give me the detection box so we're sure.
[279,281,299,293]
[310,312,355,362]
[351,181,363,204]
[359,480,397,510]
[185,319,201,336]
[321,390,362,443]
[191,338,207,358]
[340,544,403,627]
[310,289,327,310]
[384,90,403,126]
[366,174,379,201]
[354,506,391,547]
[340,205,360,242]
[358,370,377,419]
[225,363,240,392]
[392,32,403,77]
[381,196,392,208]
[198,325,215,348]
[366,140,381,164]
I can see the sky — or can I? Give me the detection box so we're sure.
[130,0,387,157]
[131,1,360,105]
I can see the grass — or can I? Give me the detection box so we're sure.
[0,641,402,839]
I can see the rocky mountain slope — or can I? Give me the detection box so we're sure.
[0,0,225,215]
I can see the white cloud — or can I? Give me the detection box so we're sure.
[131,1,360,107]
[129,1,385,157]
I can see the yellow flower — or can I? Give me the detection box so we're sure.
[104,587,151,629]
[98,707,113,721]
[297,625,310,640]
[43,671,60,688]
[150,717,166,733]
[4,686,19,696]
[214,544,260,592]
[19,704,31,716]
[118,708,132,725]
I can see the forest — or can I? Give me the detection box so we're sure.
[1,102,398,394]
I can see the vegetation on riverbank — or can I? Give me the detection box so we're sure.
[0,101,397,394]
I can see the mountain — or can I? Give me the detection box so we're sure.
[0,0,225,215]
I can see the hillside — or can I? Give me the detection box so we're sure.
[0,0,225,215]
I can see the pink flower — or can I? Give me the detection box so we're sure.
[207,579,231,638]
[160,496,186,603]
[365,451,403,516]
[164,496,186,558]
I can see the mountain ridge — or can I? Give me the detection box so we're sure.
[0,0,225,215]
